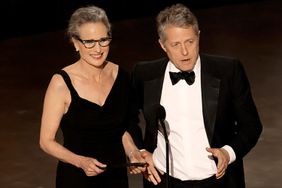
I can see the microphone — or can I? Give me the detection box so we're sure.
[157,105,169,141]
[157,104,170,188]
[157,104,166,122]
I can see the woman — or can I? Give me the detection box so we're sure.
[39,5,143,187]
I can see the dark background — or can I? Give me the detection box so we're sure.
[1,0,263,40]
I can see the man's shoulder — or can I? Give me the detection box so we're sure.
[200,53,242,71]
[200,53,245,79]
[132,57,168,79]
[200,53,239,63]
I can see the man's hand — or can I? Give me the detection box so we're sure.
[140,150,162,185]
[206,147,230,179]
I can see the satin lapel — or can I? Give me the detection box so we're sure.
[143,60,167,127]
[142,76,164,151]
[201,66,220,144]
[144,77,164,109]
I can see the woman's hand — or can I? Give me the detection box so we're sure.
[128,149,147,174]
[78,156,107,176]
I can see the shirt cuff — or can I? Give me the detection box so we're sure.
[222,145,236,164]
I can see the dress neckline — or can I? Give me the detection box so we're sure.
[62,67,120,108]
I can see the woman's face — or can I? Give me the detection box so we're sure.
[73,22,111,68]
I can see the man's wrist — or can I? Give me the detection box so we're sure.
[222,145,236,164]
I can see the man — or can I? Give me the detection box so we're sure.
[129,3,262,188]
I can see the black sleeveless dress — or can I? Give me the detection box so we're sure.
[55,68,130,188]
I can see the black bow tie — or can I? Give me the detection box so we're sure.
[169,71,195,85]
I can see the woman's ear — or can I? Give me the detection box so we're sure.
[72,38,79,52]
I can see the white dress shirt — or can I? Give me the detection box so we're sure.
[152,57,235,180]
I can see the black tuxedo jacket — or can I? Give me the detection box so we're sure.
[129,54,262,188]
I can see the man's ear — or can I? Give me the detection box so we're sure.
[158,39,167,52]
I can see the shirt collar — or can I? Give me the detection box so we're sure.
[168,56,201,76]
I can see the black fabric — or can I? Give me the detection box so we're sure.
[157,174,223,188]
[143,174,223,188]
[132,54,262,188]
[169,71,195,85]
[55,68,130,188]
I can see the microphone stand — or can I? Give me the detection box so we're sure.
[159,119,170,188]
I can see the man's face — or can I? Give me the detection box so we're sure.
[159,26,200,72]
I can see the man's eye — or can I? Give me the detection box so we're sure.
[171,43,180,47]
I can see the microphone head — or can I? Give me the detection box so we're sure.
[157,105,166,121]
